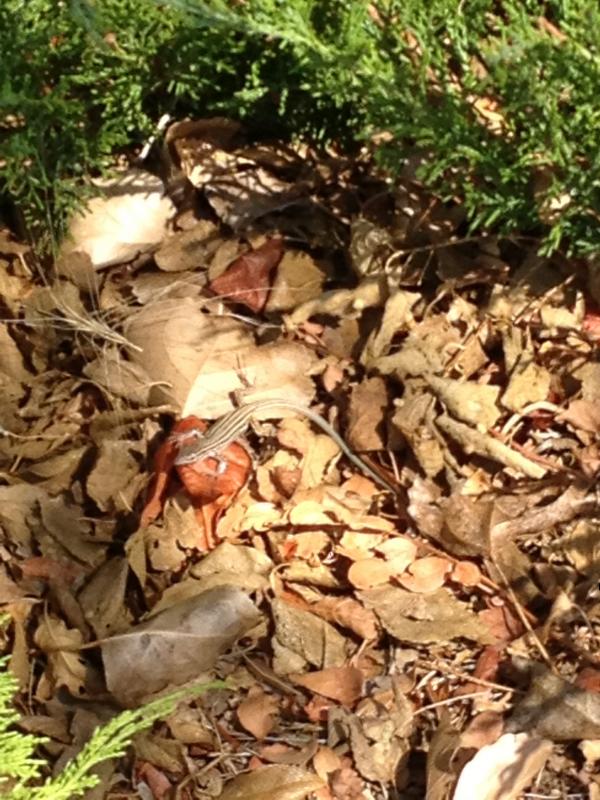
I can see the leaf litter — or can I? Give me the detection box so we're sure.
[1,117,600,798]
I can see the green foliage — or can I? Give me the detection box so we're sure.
[2,0,600,255]
[0,657,221,799]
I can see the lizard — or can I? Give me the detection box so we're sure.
[172,398,398,495]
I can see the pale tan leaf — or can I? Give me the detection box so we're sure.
[218,765,324,800]
[347,559,392,590]
[454,733,552,800]
[397,556,451,593]
[61,168,174,269]
[451,561,482,586]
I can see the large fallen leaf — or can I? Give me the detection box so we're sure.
[101,586,260,706]
[218,765,323,800]
[359,585,495,644]
[60,168,174,269]
[125,297,255,409]
[453,733,552,800]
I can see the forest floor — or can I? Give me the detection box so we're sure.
[2,118,600,800]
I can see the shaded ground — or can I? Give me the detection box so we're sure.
[2,118,600,799]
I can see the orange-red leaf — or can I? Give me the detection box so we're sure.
[209,237,284,312]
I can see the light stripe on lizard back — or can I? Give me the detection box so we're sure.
[173,398,397,494]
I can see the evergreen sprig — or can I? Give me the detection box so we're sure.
[2,0,600,256]
[0,657,221,799]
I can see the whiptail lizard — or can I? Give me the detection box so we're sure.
[172,398,397,494]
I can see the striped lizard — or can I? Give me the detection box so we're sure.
[172,398,397,494]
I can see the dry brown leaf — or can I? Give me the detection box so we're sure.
[425,715,461,800]
[397,556,451,593]
[218,765,324,800]
[133,732,185,774]
[460,711,504,750]
[330,697,412,784]
[83,349,153,406]
[271,598,348,670]
[0,567,26,604]
[0,484,54,551]
[329,765,366,800]
[451,560,482,586]
[154,219,219,272]
[143,502,206,572]
[291,666,363,706]
[257,742,316,765]
[237,687,280,739]
[266,249,327,313]
[287,501,334,526]
[102,586,260,706]
[375,536,418,575]
[285,278,387,327]
[345,377,389,451]
[182,341,320,419]
[338,531,385,556]
[436,414,547,479]
[562,519,600,577]
[190,542,274,585]
[86,439,144,513]
[190,157,302,231]
[34,615,87,696]
[558,399,600,433]
[426,376,502,429]
[312,746,342,780]
[78,557,131,638]
[287,531,331,559]
[360,585,495,644]
[38,494,106,567]
[361,290,419,364]
[477,608,522,644]
[347,559,392,590]
[277,418,342,492]
[306,596,379,641]
[579,738,600,766]
[501,359,552,413]
[453,733,552,800]
[7,601,32,689]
